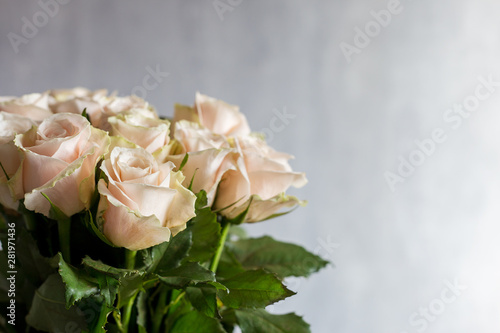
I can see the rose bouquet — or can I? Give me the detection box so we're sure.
[0,89,327,333]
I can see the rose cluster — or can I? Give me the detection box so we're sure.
[0,89,306,250]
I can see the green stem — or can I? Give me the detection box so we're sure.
[162,290,187,333]
[152,287,169,333]
[210,222,230,273]
[57,218,71,263]
[125,249,137,270]
[91,304,110,333]
[121,293,138,333]
[121,250,137,333]
[169,291,185,309]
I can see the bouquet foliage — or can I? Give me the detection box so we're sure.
[0,89,328,332]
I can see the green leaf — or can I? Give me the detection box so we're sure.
[217,270,294,309]
[58,253,99,308]
[228,236,329,278]
[82,107,91,122]
[186,283,219,318]
[97,274,120,308]
[81,256,144,308]
[178,153,189,172]
[228,225,247,240]
[26,274,88,331]
[117,271,145,308]
[163,296,193,333]
[235,309,310,333]
[141,240,169,272]
[82,256,133,278]
[206,281,228,291]
[216,247,245,279]
[188,169,198,191]
[195,190,208,209]
[158,262,215,288]
[220,308,238,333]
[170,311,226,333]
[155,228,193,274]
[187,205,221,262]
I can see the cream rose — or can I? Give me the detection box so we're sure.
[0,92,53,122]
[156,120,238,206]
[49,89,157,131]
[173,93,251,137]
[214,135,307,222]
[14,113,109,217]
[0,112,36,210]
[107,109,170,153]
[97,147,196,250]
[49,88,108,125]
[99,95,157,131]
[173,119,231,152]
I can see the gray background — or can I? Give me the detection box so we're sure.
[2,1,500,332]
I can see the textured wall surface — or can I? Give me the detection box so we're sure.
[2,1,500,332]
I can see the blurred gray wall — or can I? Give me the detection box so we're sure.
[2,1,500,332]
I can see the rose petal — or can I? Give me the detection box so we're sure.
[174,120,230,152]
[116,182,178,224]
[108,111,170,153]
[223,194,306,223]
[24,142,107,217]
[174,148,238,205]
[164,170,196,232]
[98,180,171,251]
[214,168,251,211]
[249,170,308,200]
[0,93,53,122]
[195,93,251,136]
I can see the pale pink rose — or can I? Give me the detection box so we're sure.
[49,88,108,118]
[50,87,101,100]
[97,147,196,250]
[0,92,53,122]
[49,89,157,131]
[98,95,157,131]
[107,109,170,153]
[0,96,15,102]
[172,93,251,137]
[104,95,154,114]
[49,88,110,129]
[0,112,36,210]
[173,120,230,152]
[14,113,110,217]
[214,135,307,222]
[219,193,306,223]
[156,120,238,206]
